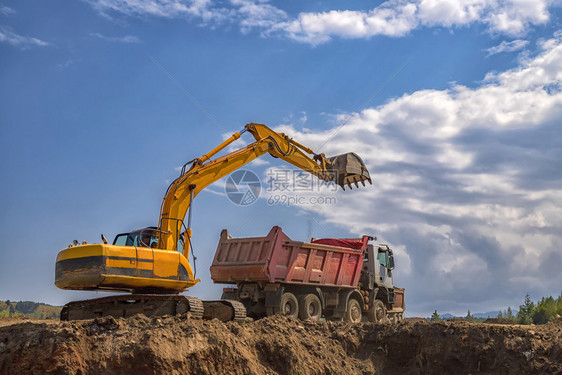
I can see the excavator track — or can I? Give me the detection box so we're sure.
[202,299,247,322]
[60,295,246,322]
[60,294,205,321]
[227,299,247,321]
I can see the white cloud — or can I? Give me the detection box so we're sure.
[0,5,15,16]
[85,0,557,44]
[232,0,287,33]
[87,0,196,18]
[483,0,550,35]
[0,26,49,49]
[86,0,233,23]
[418,0,550,35]
[58,59,74,69]
[273,2,419,44]
[201,186,227,197]
[272,0,553,44]
[485,39,529,56]
[417,0,486,26]
[249,158,270,166]
[273,30,562,314]
[90,32,141,43]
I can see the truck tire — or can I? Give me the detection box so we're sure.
[279,292,299,318]
[298,294,322,321]
[344,298,362,323]
[367,299,386,323]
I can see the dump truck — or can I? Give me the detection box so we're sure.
[55,123,372,321]
[211,226,405,323]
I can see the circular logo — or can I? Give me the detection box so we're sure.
[225,170,261,206]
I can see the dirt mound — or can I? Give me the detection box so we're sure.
[0,315,560,375]
[483,317,517,325]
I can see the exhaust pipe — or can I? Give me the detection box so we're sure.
[327,152,372,190]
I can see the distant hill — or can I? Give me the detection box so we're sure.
[0,300,62,319]
[473,311,502,319]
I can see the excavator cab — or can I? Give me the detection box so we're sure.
[328,152,372,189]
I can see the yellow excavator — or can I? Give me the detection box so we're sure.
[55,123,371,321]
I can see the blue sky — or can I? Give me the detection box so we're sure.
[1,0,561,316]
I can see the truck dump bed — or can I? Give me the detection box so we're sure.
[210,226,367,287]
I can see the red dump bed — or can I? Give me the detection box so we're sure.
[210,226,368,288]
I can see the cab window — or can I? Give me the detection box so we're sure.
[138,229,158,248]
[178,235,184,253]
[378,251,388,267]
[113,233,133,246]
[113,229,158,248]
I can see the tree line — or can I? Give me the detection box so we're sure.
[430,292,562,325]
[0,300,61,319]
[498,292,562,325]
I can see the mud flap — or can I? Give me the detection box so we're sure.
[327,152,372,189]
[332,290,352,320]
[264,285,284,316]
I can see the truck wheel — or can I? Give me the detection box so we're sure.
[298,294,322,321]
[344,298,362,323]
[280,292,299,318]
[367,299,386,323]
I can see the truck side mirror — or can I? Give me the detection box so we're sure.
[389,255,395,269]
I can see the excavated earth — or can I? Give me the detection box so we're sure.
[0,314,561,375]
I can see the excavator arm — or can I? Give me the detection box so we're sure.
[158,123,372,254]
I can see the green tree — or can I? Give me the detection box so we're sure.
[506,307,515,321]
[517,293,535,325]
[465,310,475,323]
[430,310,442,321]
[16,301,38,315]
[497,310,503,319]
[556,292,562,316]
[532,296,557,324]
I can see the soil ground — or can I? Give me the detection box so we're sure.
[0,314,560,375]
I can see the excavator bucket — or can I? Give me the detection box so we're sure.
[328,152,372,190]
